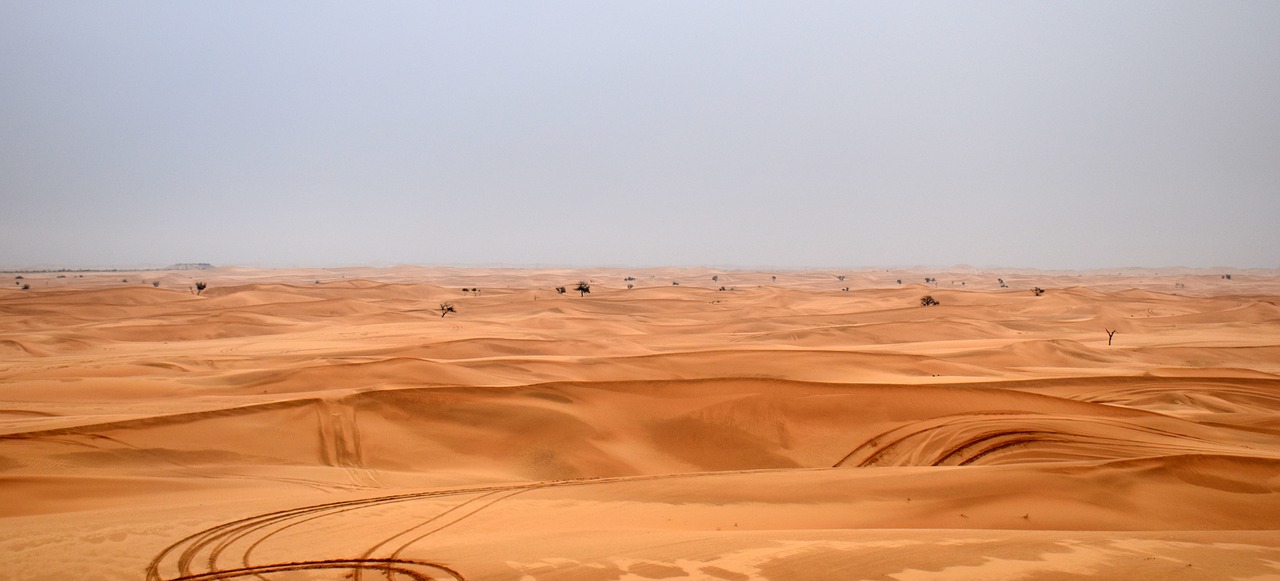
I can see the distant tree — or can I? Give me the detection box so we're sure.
[718,286,726,291]
[837,275,845,281]
[896,279,902,285]
[842,287,850,292]
[672,281,680,286]
[195,281,207,295]
[1032,287,1044,296]
[574,281,590,296]
[555,286,566,295]
[920,295,940,307]
[626,283,634,290]
[21,283,29,291]
[772,275,777,283]
[152,281,160,288]
[122,279,128,283]
[624,276,636,282]
[1105,328,1117,345]
[712,275,719,282]
[439,303,456,318]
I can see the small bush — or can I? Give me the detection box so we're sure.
[920,295,939,307]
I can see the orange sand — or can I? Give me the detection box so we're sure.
[2,266,1279,580]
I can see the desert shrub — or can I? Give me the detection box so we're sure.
[574,282,591,296]
[920,295,939,307]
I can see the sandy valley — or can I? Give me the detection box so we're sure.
[2,266,1279,580]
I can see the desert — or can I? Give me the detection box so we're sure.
[1,266,1279,580]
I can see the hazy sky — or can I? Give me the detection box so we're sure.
[2,2,1278,269]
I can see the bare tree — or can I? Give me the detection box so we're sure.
[920,295,939,307]
[575,281,590,296]
[195,281,207,295]
[1105,328,1117,345]
[440,303,456,318]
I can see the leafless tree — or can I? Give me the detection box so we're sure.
[1033,287,1044,296]
[1106,328,1117,345]
[440,303,456,318]
[575,281,590,296]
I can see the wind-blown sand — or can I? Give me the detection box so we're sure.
[2,266,1279,580]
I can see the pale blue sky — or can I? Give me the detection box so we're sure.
[2,1,1277,269]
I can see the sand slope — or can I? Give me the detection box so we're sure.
[2,266,1279,580]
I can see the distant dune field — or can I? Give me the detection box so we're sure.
[2,266,1279,580]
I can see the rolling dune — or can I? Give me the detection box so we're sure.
[2,266,1279,580]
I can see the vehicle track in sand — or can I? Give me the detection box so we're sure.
[834,412,1280,468]
[145,470,792,581]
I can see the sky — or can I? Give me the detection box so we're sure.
[2,1,1278,270]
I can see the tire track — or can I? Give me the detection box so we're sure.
[834,413,1275,468]
[147,469,803,581]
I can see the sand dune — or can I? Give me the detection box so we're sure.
[2,266,1279,579]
